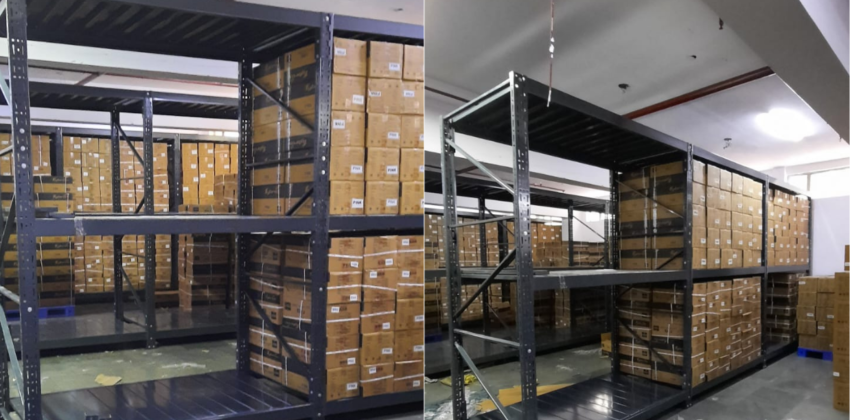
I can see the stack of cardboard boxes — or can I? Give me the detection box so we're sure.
[765,273,800,345]
[796,275,835,352]
[617,279,760,388]
[834,256,849,411]
[182,142,238,208]
[767,188,810,266]
[619,161,765,270]
[3,235,74,311]
[251,43,315,216]
[177,204,232,309]
[248,235,423,401]
[424,214,444,269]
[0,134,52,177]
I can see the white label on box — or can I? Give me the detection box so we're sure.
[386,199,398,207]
[402,239,410,246]
[748,241,753,247]
[350,165,363,174]
[183,186,189,192]
[693,209,698,216]
[402,270,410,278]
[74,144,81,149]
[349,197,365,209]
[347,358,356,365]
[388,132,400,140]
[389,63,401,71]
[386,165,399,175]
[727,259,733,265]
[382,322,391,330]
[700,258,706,266]
[413,380,421,386]
[352,94,365,104]
[369,90,382,97]
[738,203,743,209]
[332,119,346,129]
[351,261,359,268]
[414,315,425,322]
[370,271,378,279]
[819,326,825,330]
[714,218,720,225]
[335,47,347,56]
[403,90,415,97]
[331,306,340,313]
[738,240,743,245]
[828,315,834,319]
[191,150,197,155]
[807,313,814,317]
[208,191,214,196]
[190,164,197,169]
[193,177,199,182]
[419,165,425,173]
[369,367,377,374]
[714,239,720,245]
[414,345,425,352]
[385,258,394,266]
[350,294,358,301]
[419,134,425,141]
[834,372,841,377]
[700,238,706,244]
[726,239,732,245]
[83,171,89,177]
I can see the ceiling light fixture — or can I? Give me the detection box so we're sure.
[755,108,815,142]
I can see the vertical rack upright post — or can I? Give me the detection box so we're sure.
[441,119,466,419]
[478,195,490,334]
[567,200,574,267]
[142,93,157,349]
[309,13,333,418]
[510,72,538,420]
[169,135,182,291]
[682,145,694,393]
[6,0,42,417]
[235,53,253,375]
[111,109,124,322]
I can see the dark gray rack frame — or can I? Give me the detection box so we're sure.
[440,72,811,420]
[0,1,423,419]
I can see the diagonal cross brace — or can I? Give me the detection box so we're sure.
[453,248,516,320]
[245,292,308,372]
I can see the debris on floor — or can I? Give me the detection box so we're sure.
[478,383,571,413]
[425,389,482,420]
[162,362,207,369]
[440,373,477,386]
[95,374,122,386]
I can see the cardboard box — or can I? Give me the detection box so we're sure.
[367,78,404,114]
[367,113,402,148]
[331,111,366,147]
[332,75,367,112]
[368,41,404,79]
[366,147,400,181]
[394,360,424,392]
[401,81,424,115]
[365,182,399,215]
[394,328,425,361]
[328,366,361,401]
[400,148,424,182]
[362,332,395,365]
[396,298,424,331]
[403,45,424,81]
[401,116,424,149]
[330,181,365,215]
[400,182,424,215]
[330,147,365,181]
[360,363,394,397]
[333,37,367,76]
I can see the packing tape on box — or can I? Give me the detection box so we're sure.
[361,375,394,384]
[361,284,397,292]
[360,310,395,318]
[394,374,424,382]
[364,250,397,257]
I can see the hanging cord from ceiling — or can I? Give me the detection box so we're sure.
[547,0,555,106]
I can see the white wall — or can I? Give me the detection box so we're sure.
[812,195,850,275]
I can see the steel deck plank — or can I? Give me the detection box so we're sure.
[207,370,307,408]
[191,373,281,411]
[41,389,123,420]
[85,386,157,420]
[154,375,259,414]
[120,381,208,420]
[137,376,238,417]
[537,392,609,420]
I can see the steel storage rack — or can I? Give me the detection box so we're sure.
[440,72,811,420]
[0,84,240,354]
[423,169,610,376]
[0,1,424,419]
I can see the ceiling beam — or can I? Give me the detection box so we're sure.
[624,67,775,119]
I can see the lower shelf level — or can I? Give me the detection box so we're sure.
[475,373,686,420]
[10,305,236,352]
[18,370,422,420]
[425,323,605,376]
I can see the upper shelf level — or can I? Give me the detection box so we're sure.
[5,0,423,62]
[444,73,809,197]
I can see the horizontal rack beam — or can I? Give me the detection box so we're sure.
[766,265,810,274]
[455,268,689,289]
[33,215,423,236]
[693,267,765,279]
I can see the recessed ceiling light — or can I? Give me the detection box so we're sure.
[755,108,815,142]
[393,8,404,12]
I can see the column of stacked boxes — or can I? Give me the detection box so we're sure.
[796,275,835,352]
[182,142,238,208]
[362,40,424,215]
[177,204,232,309]
[251,44,316,216]
[834,268,849,411]
[0,134,52,177]
[394,236,425,393]
[767,188,810,266]
[765,273,800,346]
[360,237,398,396]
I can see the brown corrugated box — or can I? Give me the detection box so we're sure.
[400,148,424,182]
[368,41,404,79]
[365,181,399,215]
[367,113,402,148]
[330,181,365,215]
[333,37,367,76]
[331,111,366,147]
[330,147,365,181]
[367,78,404,114]
[400,182,424,215]
[401,115,424,148]
[332,75,367,112]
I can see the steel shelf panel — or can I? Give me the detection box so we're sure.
[767,265,810,274]
[425,324,605,377]
[693,267,765,280]
[424,170,609,213]
[0,82,238,119]
[33,215,423,236]
[474,373,687,420]
[455,268,687,290]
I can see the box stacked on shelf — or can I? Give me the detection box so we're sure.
[182,142,238,208]
[177,205,232,309]
[251,43,316,216]
[393,236,425,393]
[3,235,74,311]
[553,289,571,329]
[729,277,762,371]
[362,40,425,216]
[834,270,849,411]
[765,273,800,345]
[767,188,810,266]
[424,214,444,269]
[796,275,834,352]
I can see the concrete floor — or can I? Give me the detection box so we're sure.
[9,338,422,420]
[424,345,846,420]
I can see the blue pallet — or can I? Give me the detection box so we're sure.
[5,305,74,321]
[797,347,833,361]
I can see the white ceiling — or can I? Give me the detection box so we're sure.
[237,0,422,25]
[637,74,847,171]
[425,0,766,113]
